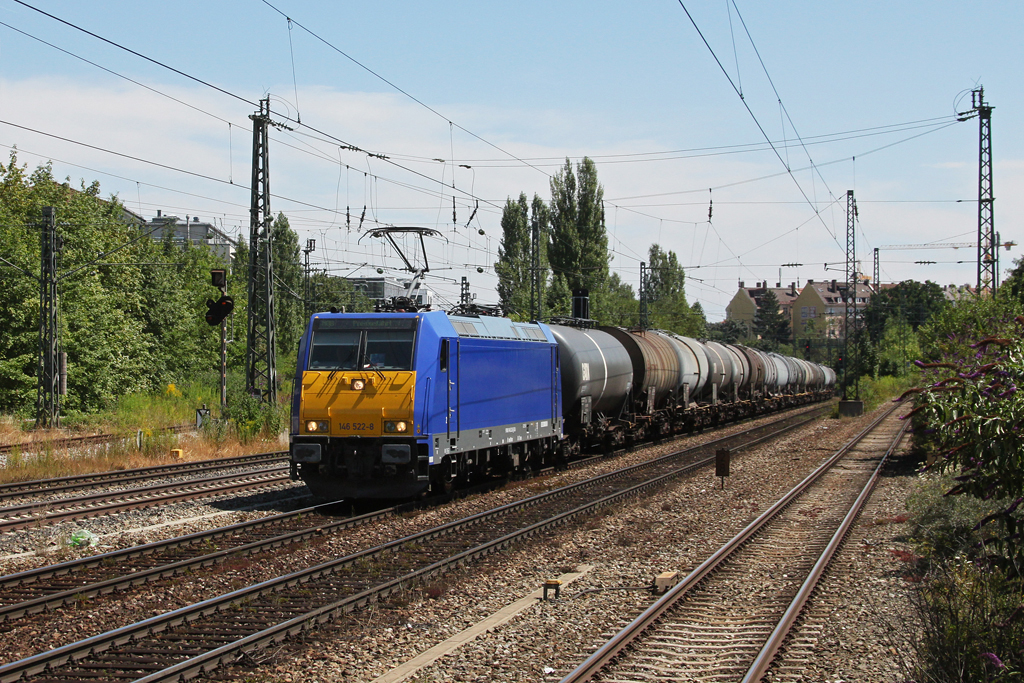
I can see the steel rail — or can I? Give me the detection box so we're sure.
[0,406,826,618]
[0,503,392,623]
[559,403,900,683]
[0,468,292,533]
[0,451,287,503]
[0,402,833,683]
[741,418,911,682]
[0,424,192,456]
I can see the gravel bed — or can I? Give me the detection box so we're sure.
[0,406,829,666]
[0,480,313,571]
[205,406,902,683]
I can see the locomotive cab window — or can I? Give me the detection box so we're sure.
[364,330,414,370]
[308,318,416,371]
[309,330,361,370]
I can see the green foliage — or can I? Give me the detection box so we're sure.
[863,279,948,343]
[874,316,922,377]
[854,373,916,412]
[547,157,608,294]
[918,293,1022,364]
[906,299,1024,571]
[646,243,702,335]
[908,560,1024,683]
[1000,256,1024,307]
[0,154,280,417]
[495,193,546,320]
[907,472,1002,562]
[752,289,790,350]
[706,318,748,344]
[223,372,285,443]
[591,272,636,327]
[545,271,571,318]
[271,213,305,354]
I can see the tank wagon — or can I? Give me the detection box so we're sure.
[289,310,836,500]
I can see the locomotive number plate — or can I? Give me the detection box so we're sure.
[339,422,374,431]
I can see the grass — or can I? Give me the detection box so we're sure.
[0,377,290,484]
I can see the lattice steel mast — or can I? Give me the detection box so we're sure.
[36,207,62,428]
[843,190,858,401]
[976,89,995,293]
[245,97,277,402]
[958,88,995,294]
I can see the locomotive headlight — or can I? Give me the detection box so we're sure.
[384,420,408,433]
[351,379,366,391]
[306,421,329,433]
[306,421,318,432]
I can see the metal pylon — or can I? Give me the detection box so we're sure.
[975,88,995,294]
[843,190,858,400]
[36,207,60,428]
[245,97,277,403]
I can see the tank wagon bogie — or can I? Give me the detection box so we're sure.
[289,310,836,501]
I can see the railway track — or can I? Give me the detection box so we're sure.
[560,404,907,683]
[0,451,287,504]
[0,425,192,457]
[0,404,832,682]
[0,465,294,534]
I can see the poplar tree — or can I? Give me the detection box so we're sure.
[547,157,608,294]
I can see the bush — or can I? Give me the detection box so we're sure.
[906,472,1006,565]
[906,560,1024,682]
[222,391,284,444]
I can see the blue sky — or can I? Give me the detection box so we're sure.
[0,0,1020,319]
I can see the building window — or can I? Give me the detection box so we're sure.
[801,306,808,319]
[810,306,816,317]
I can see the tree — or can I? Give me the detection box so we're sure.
[546,271,572,318]
[647,244,698,335]
[753,289,791,349]
[547,157,608,294]
[706,318,747,344]
[309,271,372,314]
[874,316,921,377]
[594,272,636,327]
[495,194,532,319]
[271,213,304,356]
[863,279,947,343]
[999,255,1024,305]
[0,153,238,415]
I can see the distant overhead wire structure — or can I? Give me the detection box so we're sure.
[0,0,977,313]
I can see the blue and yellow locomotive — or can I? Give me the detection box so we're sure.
[289,311,563,499]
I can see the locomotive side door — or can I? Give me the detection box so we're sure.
[442,337,460,445]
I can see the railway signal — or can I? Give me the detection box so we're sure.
[205,295,234,326]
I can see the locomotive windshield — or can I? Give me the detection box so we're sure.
[308,318,416,371]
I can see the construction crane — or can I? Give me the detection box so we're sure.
[873,240,1016,289]
[878,240,1015,254]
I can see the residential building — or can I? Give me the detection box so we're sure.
[792,279,874,340]
[725,281,800,338]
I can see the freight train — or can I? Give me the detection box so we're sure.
[288,308,836,500]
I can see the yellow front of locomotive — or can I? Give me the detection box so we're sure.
[289,314,427,499]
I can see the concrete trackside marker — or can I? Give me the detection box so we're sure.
[371,564,595,683]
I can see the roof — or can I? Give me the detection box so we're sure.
[803,280,873,305]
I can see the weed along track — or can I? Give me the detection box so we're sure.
[0,407,831,682]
